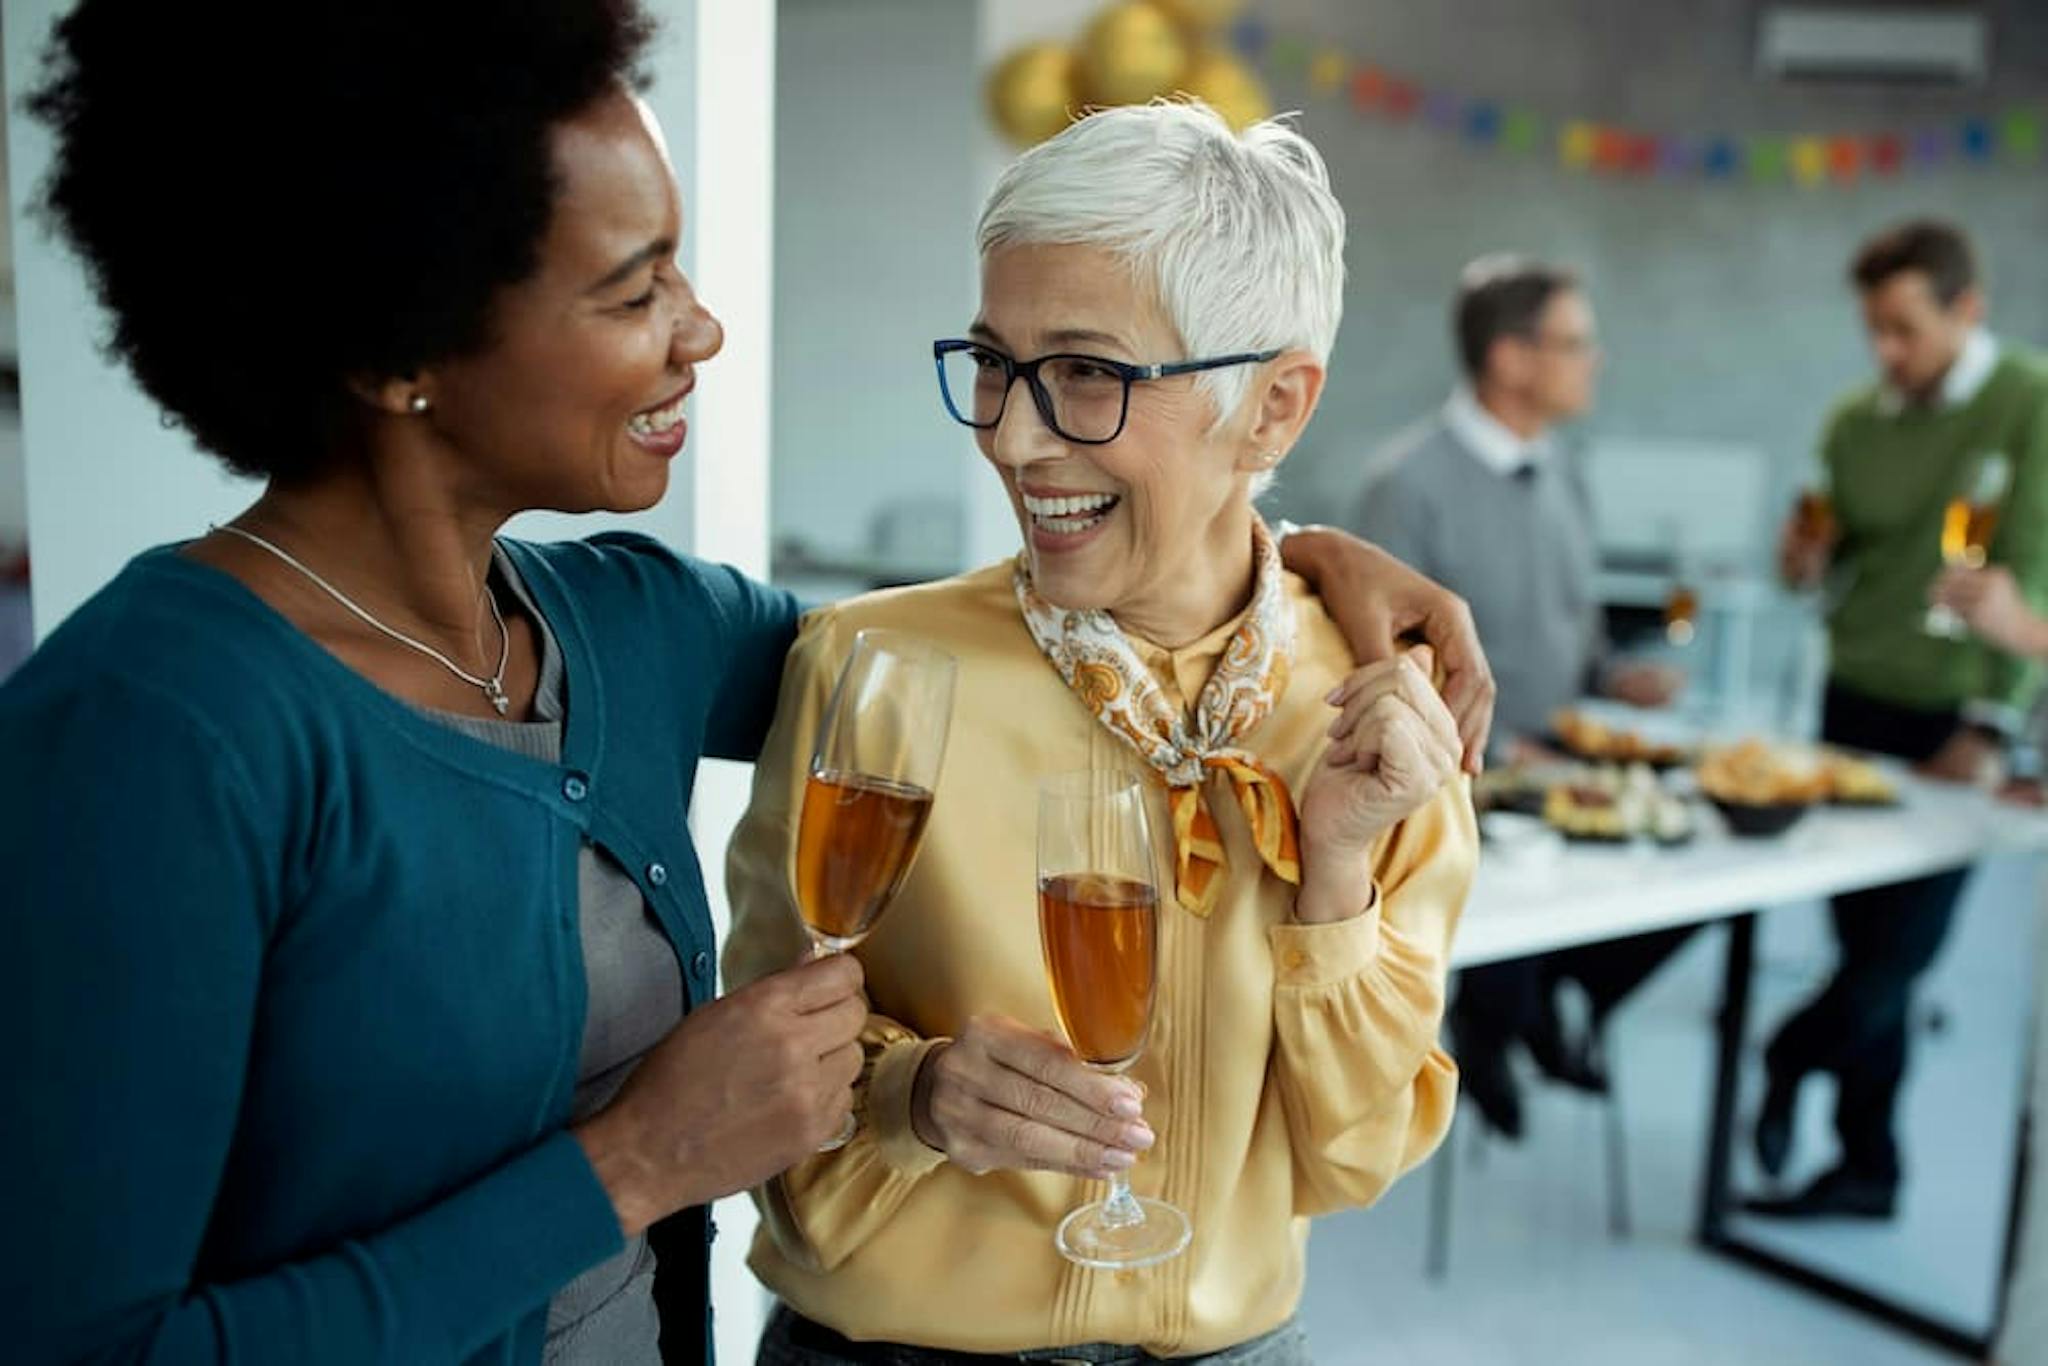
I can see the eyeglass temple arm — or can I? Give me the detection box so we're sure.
[1142,349,1285,380]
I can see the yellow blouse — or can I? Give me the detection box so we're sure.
[724,562,1475,1357]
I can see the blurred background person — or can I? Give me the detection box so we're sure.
[1349,255,1690,1138]
[1755,218,2048,1219]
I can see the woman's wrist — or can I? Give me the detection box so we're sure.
[1294,849,1380,924]
[573,1110,661,1240]
[572,1101,712,1241]
[908,1042,951,1154]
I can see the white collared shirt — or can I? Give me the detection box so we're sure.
[1875,328,2000,416]
[1442,385,1555,477]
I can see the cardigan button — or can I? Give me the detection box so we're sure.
[647,862,669,887]
[690,950,713,980]
[562,773,589,802]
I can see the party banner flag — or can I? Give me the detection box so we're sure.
[1960,118,1995,162]
[1502,108,1544,154]
[1748,137,1789,182]
[1827,137,1862,182]
[1382,77,1422,119]
[1561,120,1599,169]
[1309,48,1349,95]
[1268,35,1311,74]
[2002,110,2043,161]
[1464,101,1503,145]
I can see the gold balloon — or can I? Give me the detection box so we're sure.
[1174,49,1271,131]
[1155,0,1244,32]
[1078,2,1189,108]
[986,43,1080,147]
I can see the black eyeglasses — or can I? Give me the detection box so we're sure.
[932,339,1283,446]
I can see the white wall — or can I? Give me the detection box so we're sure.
[770,0,1125,585]
[959,0,1101,569]
[5,0,260,628]
[4,0,774,1355]
[772,0,981,583]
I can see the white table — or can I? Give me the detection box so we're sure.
[1457,774,2048,967]
[1442,772,2048,1357]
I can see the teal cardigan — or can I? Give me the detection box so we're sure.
[0,533,801,1363]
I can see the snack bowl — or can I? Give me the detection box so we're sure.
[1709,797,1810,838]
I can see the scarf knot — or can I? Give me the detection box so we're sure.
[1015,522,1302,916]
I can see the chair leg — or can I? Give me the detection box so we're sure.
[1604,1040,1633,1240]
[1426,1110,1457,1279]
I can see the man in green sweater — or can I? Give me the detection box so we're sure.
[1755,219,2048,1219]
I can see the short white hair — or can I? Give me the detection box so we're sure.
[976,100,1347,432]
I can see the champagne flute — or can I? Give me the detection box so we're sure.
[1793,483,1837,548]
[1662,519,1700,648]
[1926,453,2010,638]
[1036,770,1191,1270]
[795,629,956,1148]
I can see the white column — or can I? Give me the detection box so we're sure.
[676,1,777,1359]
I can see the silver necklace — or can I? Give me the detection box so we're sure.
[214,523,512,716]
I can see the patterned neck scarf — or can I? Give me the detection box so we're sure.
[1014,520,1302,917]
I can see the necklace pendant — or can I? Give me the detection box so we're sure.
[486,681,510,717]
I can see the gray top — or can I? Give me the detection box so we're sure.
[418,550,680,1366]
[1348,415,1605,752]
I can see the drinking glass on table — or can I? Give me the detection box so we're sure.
[1036,770,1191,1270]
[1663,520,1700,648]
[795,629,956,1148]
[1927,453,2011,638]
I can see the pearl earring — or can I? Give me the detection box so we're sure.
[1260,449,1281,466]
[408,394,431,414]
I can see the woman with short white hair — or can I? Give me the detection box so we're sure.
[727,101,1474,1364]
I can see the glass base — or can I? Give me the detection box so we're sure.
[1925,604,1967,639]
[1055,1195,1192,1270]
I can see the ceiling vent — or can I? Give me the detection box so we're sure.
[1757,6,1988,87]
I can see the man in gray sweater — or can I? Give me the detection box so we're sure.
[1350,256,1687,1137]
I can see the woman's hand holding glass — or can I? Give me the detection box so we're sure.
[910,1015,1154,1180]
[1295,648,1463,924]
[574,953,868,1239]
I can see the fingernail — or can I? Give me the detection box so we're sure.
[1124,1124,1155,1151]
[1111,1088,1143,1119]
[1325,686,1344,704]
[1101,1149,1137,1170]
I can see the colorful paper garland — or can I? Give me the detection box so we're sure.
[1234,15,2047,188]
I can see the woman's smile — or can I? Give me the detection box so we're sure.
[625,377,694,458]
[1019,483,1123,549]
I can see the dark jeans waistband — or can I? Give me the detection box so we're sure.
[763,1304,1309,1366]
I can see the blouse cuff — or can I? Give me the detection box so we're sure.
[867,1035,951,1178]
[1271,884,1385,989]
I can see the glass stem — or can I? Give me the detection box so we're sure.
[1099,1170,1146,1229]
